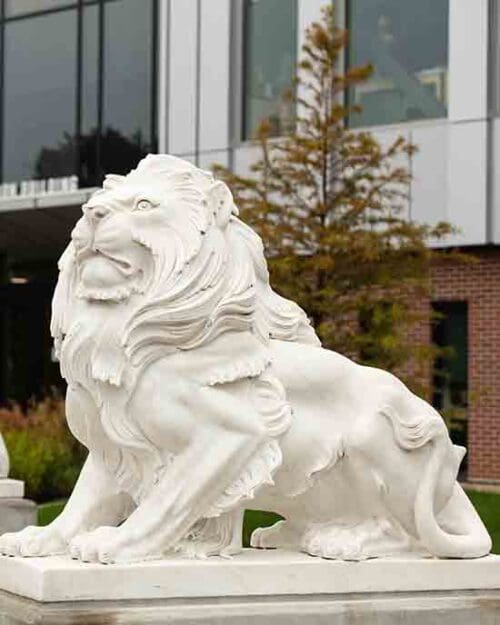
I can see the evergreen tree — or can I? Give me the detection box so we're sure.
[215,5,457,386]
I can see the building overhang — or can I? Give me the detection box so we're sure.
[0,188,97,264]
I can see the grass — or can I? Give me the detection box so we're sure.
[243,510,282,547]
[38,490,500,555]
[37,499,66,527]
[466,490,500,554]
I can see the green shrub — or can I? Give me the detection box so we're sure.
[38,499,66,526]
[0,396,86,502]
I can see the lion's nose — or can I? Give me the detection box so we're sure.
[85,204,110,222]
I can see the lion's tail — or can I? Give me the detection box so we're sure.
[414,432,491,559]
[383,398,491,559]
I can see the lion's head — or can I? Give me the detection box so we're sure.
[51,154,319,367]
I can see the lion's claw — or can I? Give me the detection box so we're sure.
[69,526,161,564]
[0,525,66,558]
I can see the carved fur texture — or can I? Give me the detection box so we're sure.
[0,155,490,563]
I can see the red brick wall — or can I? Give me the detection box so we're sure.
[430,249,500,483]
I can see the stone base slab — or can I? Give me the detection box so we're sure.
[0,550,498,603]
[0,588,499,625]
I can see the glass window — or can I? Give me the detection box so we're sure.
[0,0,157,187]
[101,0,154,174]
[78,3,99,188]
[3,9,77,182]
[5,1,75,18]
[81,4,99,136]
[348,0,449,127]
[242,0,297,140]
[432,301,468,452]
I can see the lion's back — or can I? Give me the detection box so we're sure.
[270,339,407,426]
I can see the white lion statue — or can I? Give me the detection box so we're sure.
[0,155,490,563]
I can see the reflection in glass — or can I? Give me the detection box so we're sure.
[81,4,99,135]
[349,0,448,127]
[5,0,74,18]
[77,128,148,189]
[79,4,99,187]
[243,0,297,140]
[3,9,77,181]
[102,0,154,173]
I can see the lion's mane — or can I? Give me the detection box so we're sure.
[51,154,320,370]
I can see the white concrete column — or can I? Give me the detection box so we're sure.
[199,0,231,156]
[168,0,198,157]
[157,0,169,153]
[448,0,488,121]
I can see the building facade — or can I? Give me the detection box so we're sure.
[0,0,498,482]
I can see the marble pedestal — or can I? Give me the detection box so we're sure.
[0,551,498,624]
[0,479,35,534]
[0,478,24,499]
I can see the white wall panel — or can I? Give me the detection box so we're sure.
[410,123,448,228]
[296,0,325,118]
[199,0,231,153]
[372,126,411,222]
[233,144,261,178]
[168,0,198,156]
[157,0,169,153]
[199,149,229,171]
[448,0,488,121]
[180,153,196,165]
[491,120,500,243]
[446,121,487,245]
[298,0,324,51]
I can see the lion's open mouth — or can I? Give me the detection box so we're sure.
[76,248,142,302]
[93,248,134,276]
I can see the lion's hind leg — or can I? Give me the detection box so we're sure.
[301,517,414,561]
[175,508,244,558]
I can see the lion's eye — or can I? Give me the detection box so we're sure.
[135,199,154,211]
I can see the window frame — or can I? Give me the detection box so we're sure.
[0,0,159,186]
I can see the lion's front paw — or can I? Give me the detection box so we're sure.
[69,526,162,564]
[0,525,66,557]
[69,526,125,564]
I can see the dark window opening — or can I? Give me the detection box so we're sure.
[432,301,468,472]
[0,260,63,404]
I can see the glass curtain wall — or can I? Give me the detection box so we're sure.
[3,8,78,182]
[0,0,157,187]
[242,0,297,139]
[348,0,449,127]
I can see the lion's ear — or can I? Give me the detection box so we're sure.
[209,181,238,229]
[103,174,126,190]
